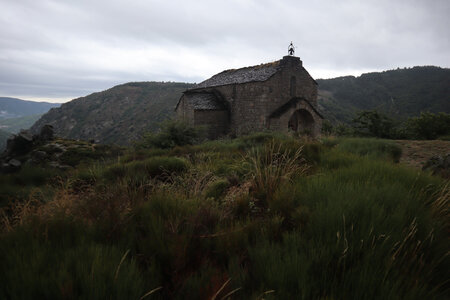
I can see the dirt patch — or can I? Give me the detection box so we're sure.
[395,140,450,169]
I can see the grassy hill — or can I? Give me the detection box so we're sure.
[317,66,450,124]
[0,134,448,299]
[0,97,60,120]
[30,82,194,145]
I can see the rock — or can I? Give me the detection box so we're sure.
[422,153,450,179]
[9,159,21,168]
[4,130,34,156]
[1,159,22,173]
[31,150,48,163]
[33,150,48,159]
[1,162,12,173]
[19,130,33,142]
[48,161,72,171]
[38,124,54,142]
[46,143,66,153]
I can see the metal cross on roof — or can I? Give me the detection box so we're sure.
[288,42,295,56]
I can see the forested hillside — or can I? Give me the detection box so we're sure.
[317,66,450,123]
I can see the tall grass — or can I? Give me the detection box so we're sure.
[242,140,309,204]
[235,155,448,299]
[0,135,448,299]
[334,137,402,162]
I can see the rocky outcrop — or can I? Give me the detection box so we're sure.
[0,125,55,173]
[422,154,450,179]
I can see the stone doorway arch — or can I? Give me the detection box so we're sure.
[288,109,315,136]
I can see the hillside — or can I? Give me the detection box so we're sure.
[30,82,194,145]
[317,66,450,123]
[30,67,449,145]
[0,114,43,134]
[0,134,448,298]
[0,97,60,120]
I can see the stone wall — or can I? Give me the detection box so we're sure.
[194,110,229,139]
[177,55,321,138]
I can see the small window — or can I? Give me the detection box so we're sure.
[290,76,296,97]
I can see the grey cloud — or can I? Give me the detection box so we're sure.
[0,0,448,102]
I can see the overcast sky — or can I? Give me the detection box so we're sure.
[1,0,449,103]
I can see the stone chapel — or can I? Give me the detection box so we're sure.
[175,49,323,139]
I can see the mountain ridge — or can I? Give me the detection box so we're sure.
[30,82,194,145]
[0,97,61,120]
[30,66,450,145]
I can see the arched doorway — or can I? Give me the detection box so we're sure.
[288,109,315,136]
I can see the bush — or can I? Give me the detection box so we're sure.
[243,141,309,204]
[234,158,448,299]
[204,179,230,200]
[102,156,188,182]
[352,110,395,138]
[0,219,153,299]
[335,138,402,162]
[405,112,450,140]
[137,119,204,149]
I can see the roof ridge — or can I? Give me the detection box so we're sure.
[195,59,282,89]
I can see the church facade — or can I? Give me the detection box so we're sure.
[175,54,323,139]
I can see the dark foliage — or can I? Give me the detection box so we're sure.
[318,66,450,124]
[137,119,204,149]
[352,110,395,138]
[405,112,450,140]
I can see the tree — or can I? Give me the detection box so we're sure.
[352,110,394,138]
[136,119,205,149]
[405,112,450,140]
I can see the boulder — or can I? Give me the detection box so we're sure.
[31,150,48,163]
[1,159,22,173]
[4,130,34,157]
[38,124,54,142]
[422,153,450,179]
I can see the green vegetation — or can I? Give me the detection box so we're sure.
[325,110,450,141]
[318,66,450,124]
[404,112,450,140]
[30,82,194,145]
[136,119,205,149]
[352,110,395,138]
[0,114,43,134]
[0,139,124,207]
[29,67,449,147]
[0,133,448,299]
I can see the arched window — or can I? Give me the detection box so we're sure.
[290,76,296,97]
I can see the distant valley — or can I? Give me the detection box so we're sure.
[0,98,61,150]
[0,97,60,120]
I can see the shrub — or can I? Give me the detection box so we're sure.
[0,219,153,299]
[137,119,204,149]
[405,112,450,140]
[335,138,402,162]
[234,158,448,299]
[204,179,230,200]
[352,110,395,138]
[243,141,308,204]
[103,156,188,181]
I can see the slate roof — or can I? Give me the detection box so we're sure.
[185,92,227,110]
[194,61,282,89]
